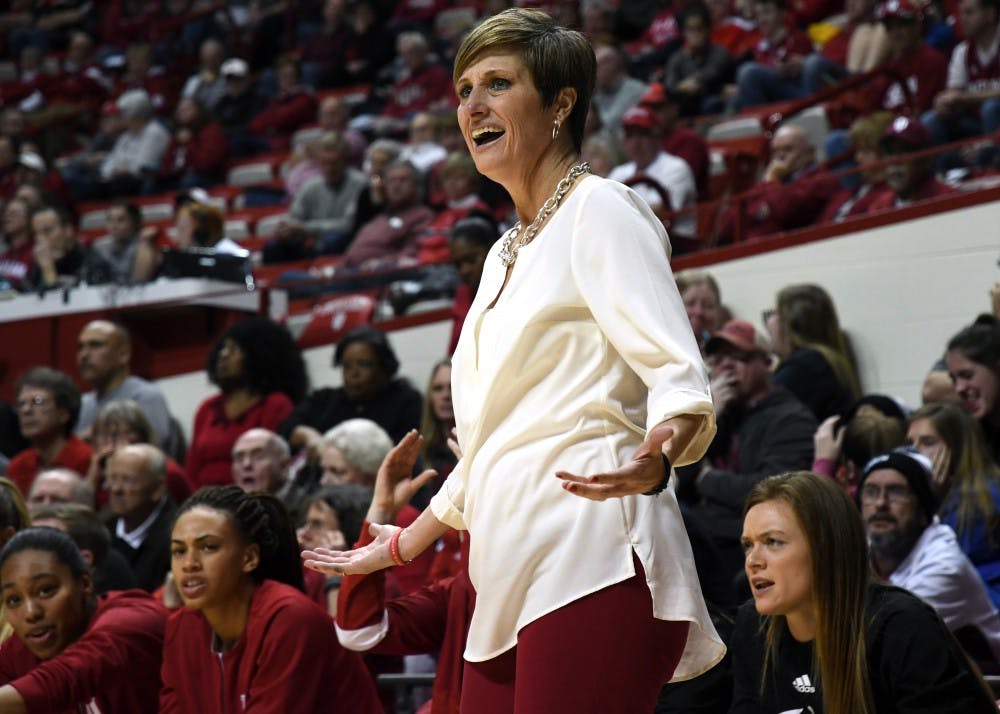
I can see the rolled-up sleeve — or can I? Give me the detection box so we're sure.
[429,458,468,530]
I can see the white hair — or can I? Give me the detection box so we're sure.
[322,419,393,477]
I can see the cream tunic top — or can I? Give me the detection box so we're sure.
[430,175,725,680]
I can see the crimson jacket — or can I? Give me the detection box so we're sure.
[160,121,230,182]
[864,44,948,114]
[337,525,474,714]
[161,579,382,713]
[0,589,167,713]
[7,436,92,497]
[248,88,318,150]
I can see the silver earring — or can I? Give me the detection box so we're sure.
[552,119,561,140]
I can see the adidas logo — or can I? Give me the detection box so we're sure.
[793,674,816,693]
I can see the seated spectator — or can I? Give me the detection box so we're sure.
[732,471,997,712]
[314,95,367,165]
[75,320,174,450]
[231,428,308,526]
[820,111,895,221]
[639,82,711,199]
[95,89,170,198]
[0,197,33,291]
[180,37,227,113]
[187,317,307,489]
[764,283,861,421]
[27,205,86,289]
[31,502,138,594]
[608,106,697,241]
[682,320,817,576]
[922,0,1000,145]
[860,448,1000,663]
[908,402,1000,609]
[158,96,229,191]
[399,111,448,175]
[341,159,436,270]
[581,133,623,177]
[719,124,840,242]
[161,486,382,712]
[86,399,191,509]
[172,200,245,255]
[945,321,1000,463]
[812,394,908,489]
[115,42,176,116]
[266,131,367,263]
[300,0,354,89]
[592,44,648,135]
[665,1,735,117]
[248,56,318,152]
[354,139,402,229]
[56,100,125,200]
[802,0,888,93]
[281,325,423,471]
[447,215,496,354]
[0,528,167,712]
[863,0,947,116]
[869,116,955,210]
[731,0,814,110]
[26,468,93,514]
[675,269,724,352]
[87,200,158,285]
[380,31,454,121]
[103,443,176,592]
[425,152,489,237]
[7,368,91,499]
[214,58,267,158]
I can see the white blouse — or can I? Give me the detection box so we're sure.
[430,175,725,679]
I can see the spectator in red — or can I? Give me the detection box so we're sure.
[802,0,888,93]
[158,96,229,190]
[869,115,956,209]
[923,0,1000,144]
[426,152,489,240]
[48,30,113,112]
[301,0,355,89]
[0,196,33,291]
[864,0,948,114]
[381,31,454,120]
[186,317,307,489]
[7,368,92,498]
[248,57,318,152]
[0,527,167,713]
[718,124,841,241]
[115,43,176,116]
[640,82,711,199]
[707,0,762,60]
[341,159,436,270]
[665,1,735,117]
[732,0,815,109]
[819,111,895,222]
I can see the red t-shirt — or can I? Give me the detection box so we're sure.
[186,392,294,490]
[0,589,167,714]
[7,435,92,497]
[160,579,381,713]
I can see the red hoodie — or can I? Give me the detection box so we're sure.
[0,589,167,713]
[160,579,382,713]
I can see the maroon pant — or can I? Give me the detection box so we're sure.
[459,556,689,714]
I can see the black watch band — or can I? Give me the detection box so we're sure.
[643,454,672,496]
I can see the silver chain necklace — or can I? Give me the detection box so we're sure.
[499,162,591,267]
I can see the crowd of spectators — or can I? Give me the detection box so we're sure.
[0,1,1000,712]
[0,0,996,295]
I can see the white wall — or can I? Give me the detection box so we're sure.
[160,200,999,439]
[701,200,1000,406]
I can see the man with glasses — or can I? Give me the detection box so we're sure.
[683,320,816,577]
[858,448,1000,664]
[7,367,91,498]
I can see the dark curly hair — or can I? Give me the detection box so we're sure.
[175,486,304,591]
[333,325,400,378]
[207,317,308,403]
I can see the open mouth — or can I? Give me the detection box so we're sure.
[751,578,774,594]
[180,579,207,599]
[471,126,504,147]
[26,626,55,646]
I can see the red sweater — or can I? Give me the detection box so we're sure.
[160,579,382,713]
[864,44,947,114]
[160,121,230,182]
[338,527,474,714]
[186,392,294,490]
[7,436,92,497]
[0,589,167,713]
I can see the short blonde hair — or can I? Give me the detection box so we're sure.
[454,8,595,152]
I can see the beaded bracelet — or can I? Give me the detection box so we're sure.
[642,454,673,496]
[388,528,409,567]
